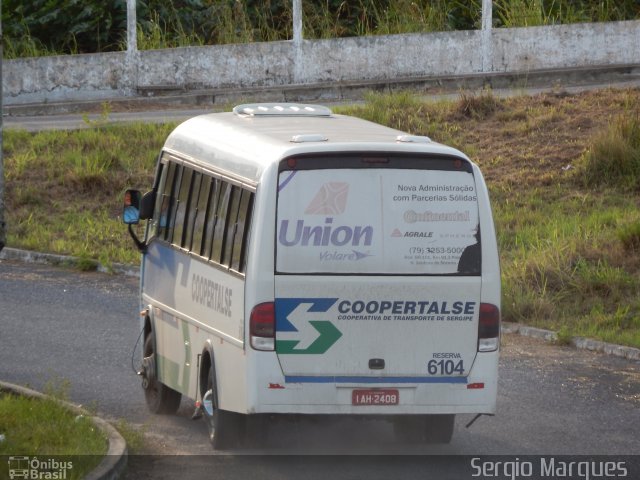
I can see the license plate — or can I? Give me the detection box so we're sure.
[352,389,399,406]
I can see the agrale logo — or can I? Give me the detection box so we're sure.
[279,183,374,261]
[391,228,434,238]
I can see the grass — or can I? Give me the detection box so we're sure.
[4,87,640,350]
[494,0,556,27]
[3,32,63,59]
[4,118,176,267]
[132,0,639,48]
[113,419,147,454]
[577,112,640,189]
[0,381,107,479]
[135,11,206,50]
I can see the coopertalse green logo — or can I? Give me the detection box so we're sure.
[275,298,342,354]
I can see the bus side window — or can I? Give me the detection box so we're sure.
[221,186,241,267]
[149,162,165,238]
[172,168,194,248]
[156,161,178,240]
[231,189,254,273]
[202,178,221,260]
[183,172,203,251]
[211,181,232,264]
[192,175,212,257]
[164,164,184,244]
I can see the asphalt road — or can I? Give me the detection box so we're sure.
[3,108,215,132]
[1,260,639,478]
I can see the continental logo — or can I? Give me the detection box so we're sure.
[404,210,471,223]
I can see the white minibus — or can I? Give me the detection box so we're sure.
[123,103,501,449]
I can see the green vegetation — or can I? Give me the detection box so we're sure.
[3,0,639,57]
[2,0,127,57]
[494,0,639,27]
[4,88,640,349]
[577,112,640,189]
[3,113,175,267]
[113,418,147,453]
[0,382,107,478]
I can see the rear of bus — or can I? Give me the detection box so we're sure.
[250,149,500,442]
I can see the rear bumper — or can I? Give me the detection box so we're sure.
[246,351,498,415]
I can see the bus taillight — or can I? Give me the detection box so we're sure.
[478,303,500,352]
[250,302,275,351]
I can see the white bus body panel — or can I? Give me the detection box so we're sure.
[142,242,248,411]
[249,351,498,414]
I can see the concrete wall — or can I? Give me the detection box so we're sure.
[137,40,295,91]
[4,52,128,104]
[3,20,640,105]
[294,30,482,84]
[492,21,640,72]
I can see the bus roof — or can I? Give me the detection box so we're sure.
[162,103,468,183]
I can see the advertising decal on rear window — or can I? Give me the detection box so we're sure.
[276,169,480,274]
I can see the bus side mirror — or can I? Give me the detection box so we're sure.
[139,191,156,220]
[123,189,141,225]
[123,189,147,253]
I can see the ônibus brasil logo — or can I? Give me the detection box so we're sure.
[275,298,342,354]
[278,182,374,259]
[8,456,73,479]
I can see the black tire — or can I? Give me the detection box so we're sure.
[202,361,246,450]
[141,334,182,415]
[245,414,270,448]
[424,414,455,444]
[393,414,455,444]
[393,415,426,443]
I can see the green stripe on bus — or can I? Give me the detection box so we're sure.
[181,319,191,394]
[157,354,181,390]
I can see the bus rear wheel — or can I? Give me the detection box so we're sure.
[393,414,455,444]
[141,334,182,415]
[202,365,246,450]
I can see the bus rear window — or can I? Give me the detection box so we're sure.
[276,167,481,275]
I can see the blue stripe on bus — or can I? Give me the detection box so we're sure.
[284,376,467,384]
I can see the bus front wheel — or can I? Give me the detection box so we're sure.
[141,334,181,414]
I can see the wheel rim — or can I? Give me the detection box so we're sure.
[203,389,214,417]
[202,375,216,441]
[142,338,160,404]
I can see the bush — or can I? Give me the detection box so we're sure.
[455,89,502,120]
[618,222,640,253]
[578,113,640,190]
[2,0,128,55]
